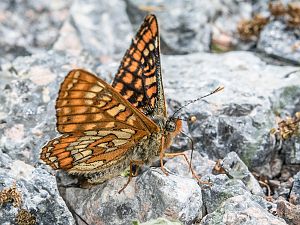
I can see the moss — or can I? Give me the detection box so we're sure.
[15,209,36,225]
[0,183,22,208]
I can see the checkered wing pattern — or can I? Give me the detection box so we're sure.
[112,15,166,117]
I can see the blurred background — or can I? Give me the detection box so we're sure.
[0,0,299,65]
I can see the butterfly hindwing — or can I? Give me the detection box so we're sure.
[112,14,166,117]
[41,129,146,174]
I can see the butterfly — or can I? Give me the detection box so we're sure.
[40,15,197,188]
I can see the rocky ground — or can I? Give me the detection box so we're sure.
[0,0,300,225]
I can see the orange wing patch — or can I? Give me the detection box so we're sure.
[55,69,158,134]
[112,15,162,116]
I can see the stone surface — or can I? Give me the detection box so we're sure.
[161,51,300,168]
[0,149,75,225]
[221,152,264,196]
[0,0,71,62]
[164,150,216,179]
[257,20,300,65]
[281,135,300,165]
[200,195,287,225]
[139,218,182,225]
[201,173,269,215]
[1,50,299,224]
[54,0,132,62]
[277,197,300,225]
[63,168,202,225]
[126,0,257,54]
[290,172,300,205]
[126,0,212,54]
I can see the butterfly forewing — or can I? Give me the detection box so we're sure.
[56,69,158,133]
[112,14,166,117]
[41,69,159,173]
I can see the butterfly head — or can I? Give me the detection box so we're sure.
[165,117,182,135]
[162,117,182,150]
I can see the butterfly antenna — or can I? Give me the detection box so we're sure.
[171,86,224,118]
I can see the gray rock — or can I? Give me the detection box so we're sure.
[271,85,300,165]
[0,0,71,61]
[164,150,216,179]
[161,51,300,169]
[126,0,212,54]
[221,152,264,196]
[54,0,132,61]
[290,172,300,205]
[257,20,300,65]
[139,218,182,225]
[63,168,202,225]
[200,174,270,214]
[281,135,300,165]
[212,1,253,50]
[126,0,255,54]
[200,195,287,225]
[0,150,75,225]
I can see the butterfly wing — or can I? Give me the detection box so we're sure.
[111,14,166,117]
[41,69,159,173]
[55,69,158,133]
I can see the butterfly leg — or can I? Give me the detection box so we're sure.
[118,160,144,193]
[163,152,211,186]
[159,138,170,176]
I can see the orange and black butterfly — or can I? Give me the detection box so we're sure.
[40,15,185,186]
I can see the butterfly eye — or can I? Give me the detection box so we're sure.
[165,120,176,132]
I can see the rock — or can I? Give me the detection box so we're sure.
[63,168,202,225]
[161,51,300,169]
[126,0,256,54]
[274,180,294,200]
[257,20,300,65]
[277,197,300,225]
[0,0,71,61]
[281,136,300,165]
[200,195,287,225]
[126,0,212,54]
[164,150,216,179]
[212,1,253,51]
[201,174,269,214]
[221,152,264,196]
[53,0,132,62]
[271,85,300,166]
[0,149,75,225]
[290,172,300,205]
[252,157,283,179]
[139,217,182,225]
